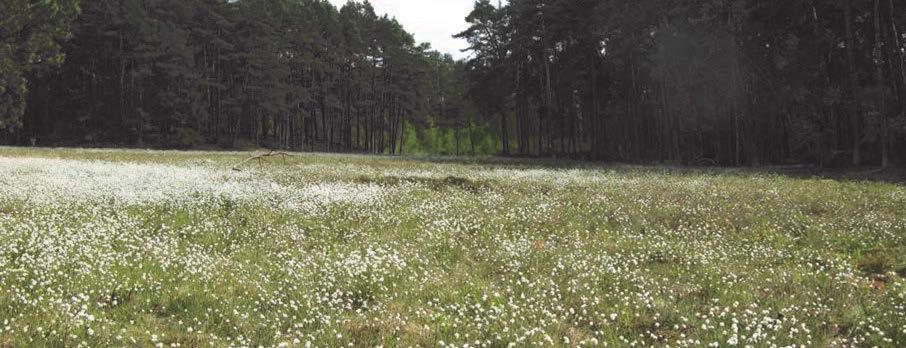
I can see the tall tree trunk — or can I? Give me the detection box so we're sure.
[844,0,863,166]
[500,112,510,155]
[591,54,603,160]
[119,33,127,142]
[538,70,545,155]
[889,0,906,163]
[659,69,671,162]
[893,0,906,96]
[455,114,462,156]
[874,0,889,168]
[399,112,407,155]
[545,57,554,155]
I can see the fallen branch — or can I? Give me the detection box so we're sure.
[232,150,295,172]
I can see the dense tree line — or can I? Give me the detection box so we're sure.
[459,0,906,166]
[3,0,906,167]
[1,0,80,130]
[1,0,492,154]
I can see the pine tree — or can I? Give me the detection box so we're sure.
[0,0,79,134]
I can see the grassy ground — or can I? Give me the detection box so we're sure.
[0,147,904,347]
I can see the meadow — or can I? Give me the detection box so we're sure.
[0,147,904,347]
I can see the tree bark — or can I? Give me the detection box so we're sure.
[874,0,889,168]
[500,112,510,155]
[844,0,863,166]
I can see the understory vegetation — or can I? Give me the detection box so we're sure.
[0,147,903,347]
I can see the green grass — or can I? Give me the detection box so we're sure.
[0,147,904,347]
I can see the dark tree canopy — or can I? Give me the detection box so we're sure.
[2,0,489,155]
[460,0,906,167]
[0,0,80,130]
[2,0,905,167]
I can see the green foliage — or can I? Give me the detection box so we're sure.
[8,0,494,154]
[0,0,79,131]
[402,116,498,156]
[457,0,906,165]
[9,0,904,165]
[401,120,422,154]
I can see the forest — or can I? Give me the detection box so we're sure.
[2,0,493,155]
[2,0,906,167]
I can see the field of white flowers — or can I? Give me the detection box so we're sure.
[0,147,904,347]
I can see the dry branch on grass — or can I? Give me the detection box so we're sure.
[232,150,295,171]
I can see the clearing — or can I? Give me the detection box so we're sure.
[0,147,904,347]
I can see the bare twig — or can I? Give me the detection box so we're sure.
[232,150,296,172]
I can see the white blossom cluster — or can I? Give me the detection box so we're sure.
[0,150,904,347]
[0,157,388,208]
